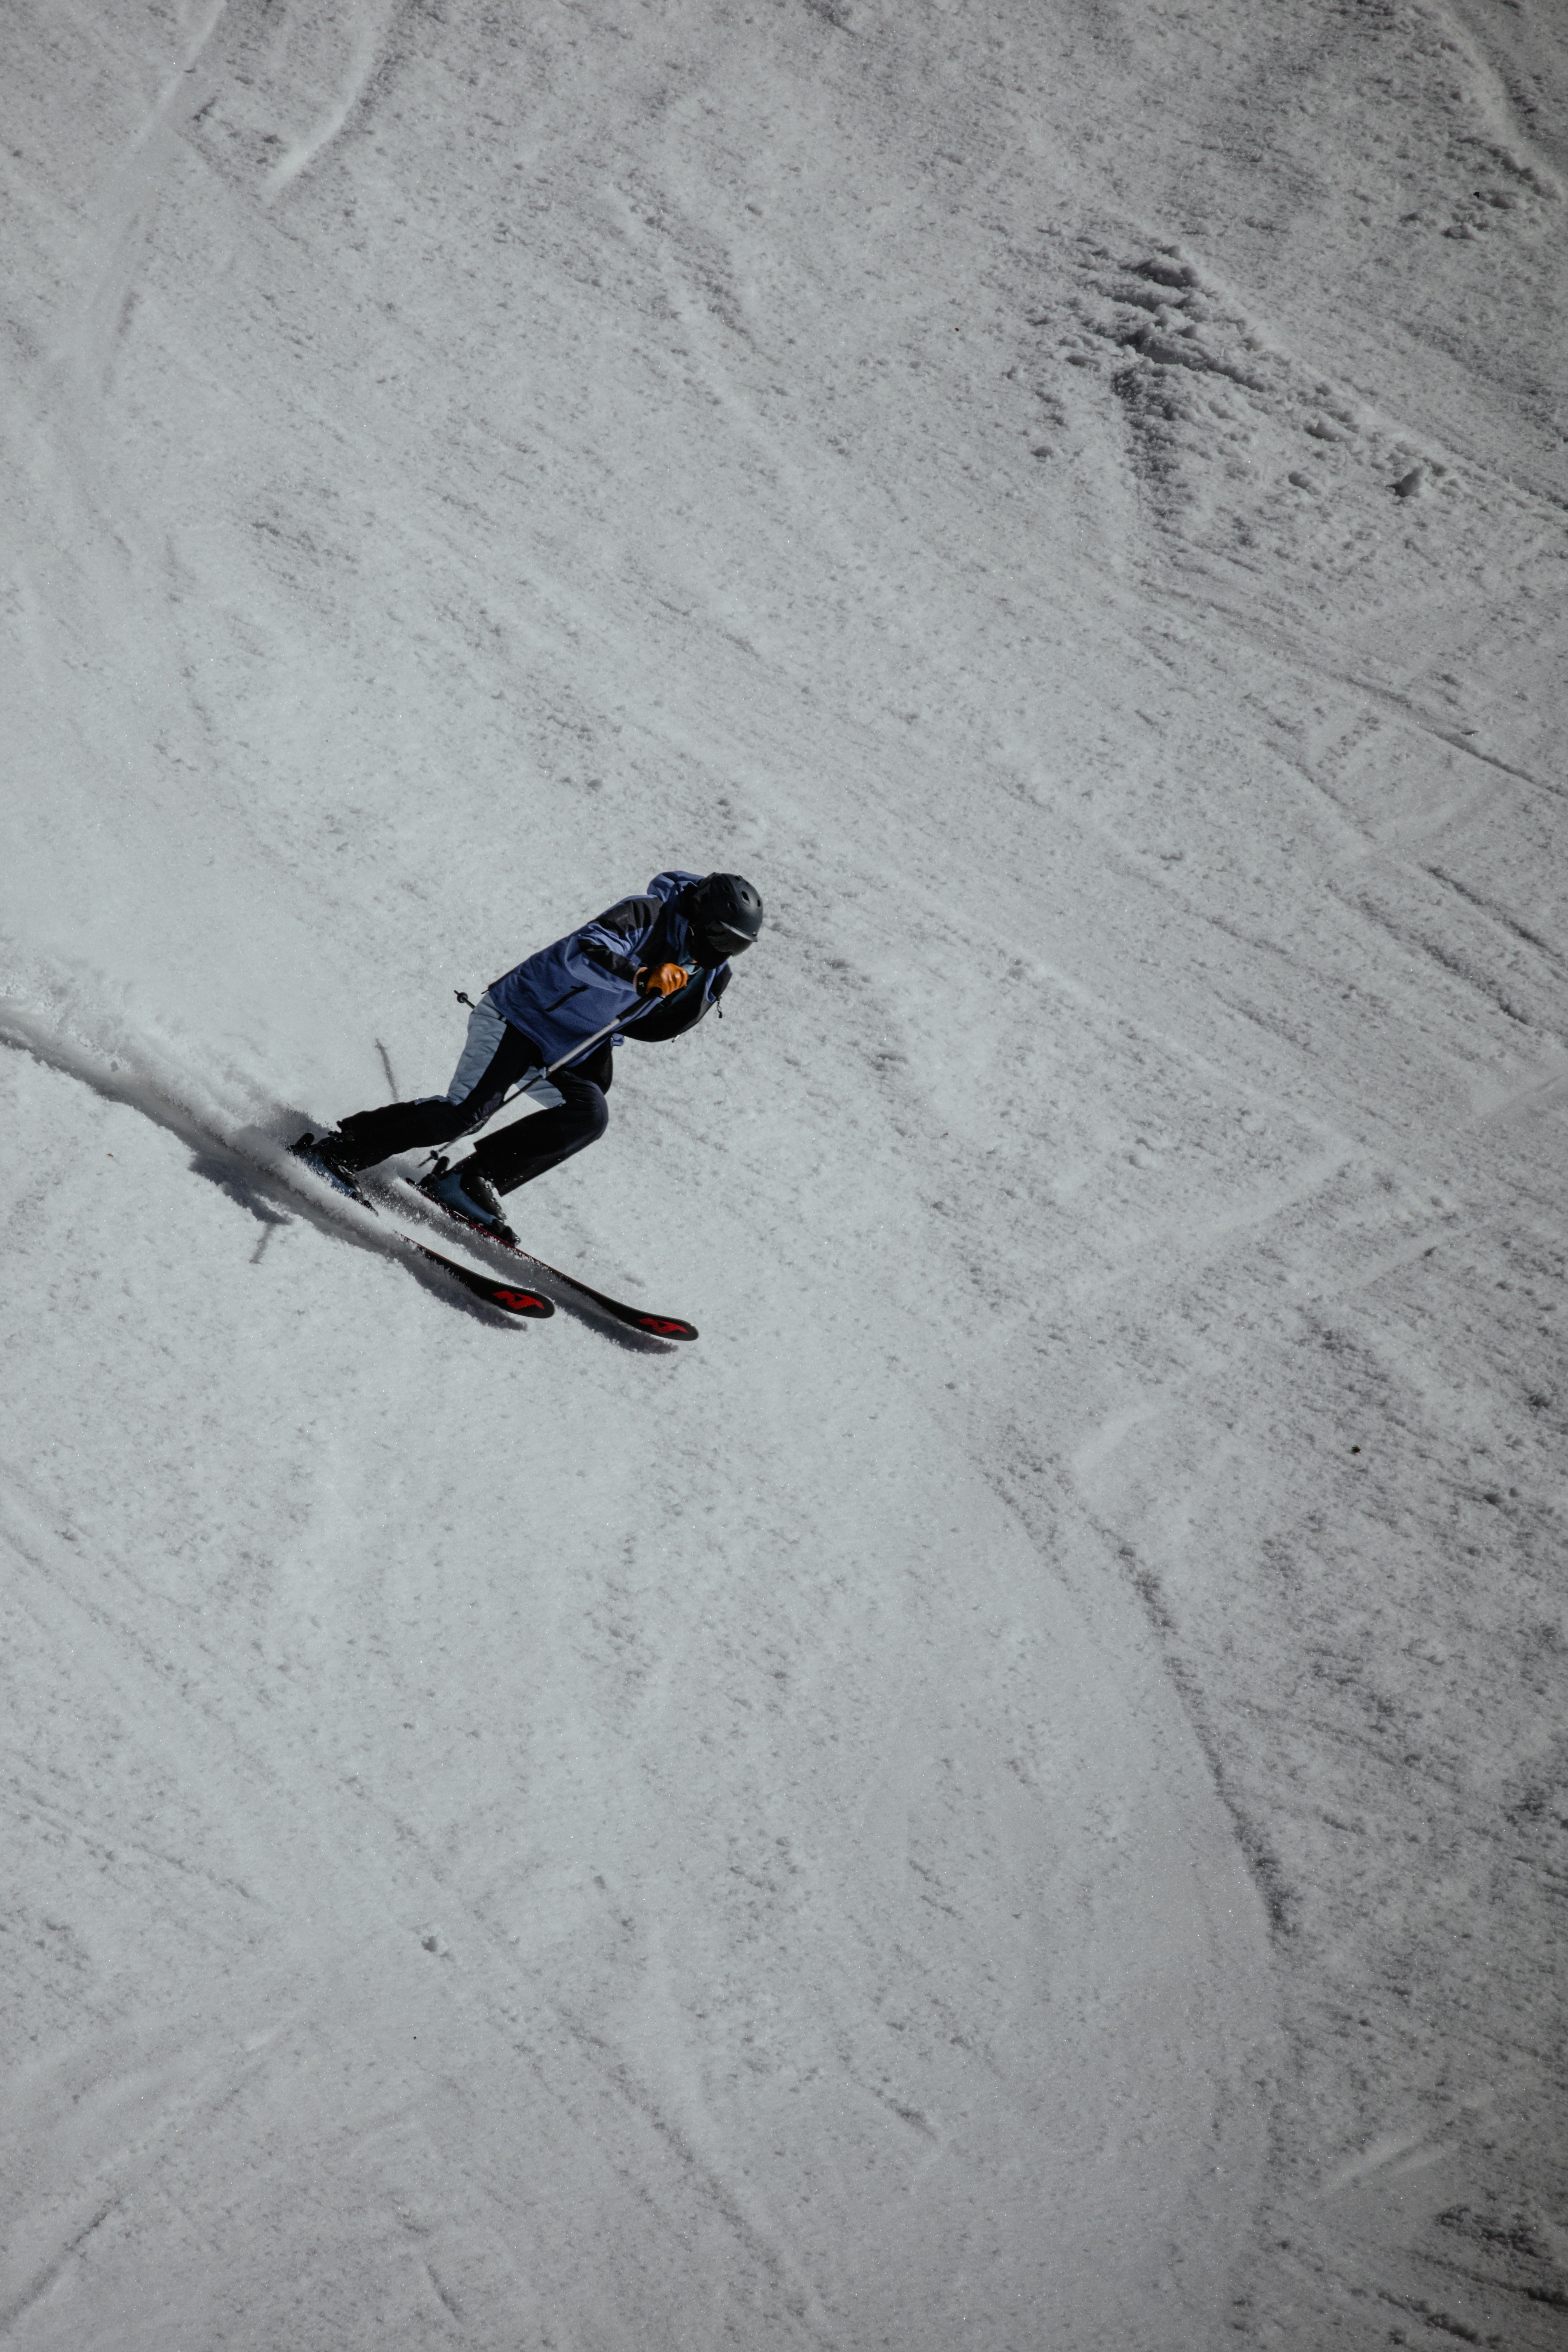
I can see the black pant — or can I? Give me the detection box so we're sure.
[335,1034,612,1195]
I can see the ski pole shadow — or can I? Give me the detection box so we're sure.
[187,1153,293,1262]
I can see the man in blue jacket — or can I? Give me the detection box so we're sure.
[296,871,763,1242]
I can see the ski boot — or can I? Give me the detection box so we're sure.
[418,1155,518,1246]
[289,1130,372,1204]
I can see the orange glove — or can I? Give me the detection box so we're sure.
[636,962,689,998]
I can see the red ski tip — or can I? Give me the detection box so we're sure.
[634,1314,698,1340]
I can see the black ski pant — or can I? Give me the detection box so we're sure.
[333,1021,612,1196]
[470,1050,611,1194]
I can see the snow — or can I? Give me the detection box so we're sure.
[2,0,1564,2345]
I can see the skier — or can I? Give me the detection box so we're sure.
[294,870,763,1243]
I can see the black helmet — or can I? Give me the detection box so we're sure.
[686,872,764,962]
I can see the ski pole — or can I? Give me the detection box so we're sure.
[492,978,689,1116]
[542,1002,651,1081]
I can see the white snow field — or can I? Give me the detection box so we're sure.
[2,0,1565,2345]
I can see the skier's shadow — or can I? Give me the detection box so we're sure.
[0,1005,676,1347]
[188,1147,676,1349]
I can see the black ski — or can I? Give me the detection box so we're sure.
[286,1141,553,1320]
[392,1179,698,1341]
[409,1242,554,1320]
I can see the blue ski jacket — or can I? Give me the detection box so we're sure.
[488,871,731,1070]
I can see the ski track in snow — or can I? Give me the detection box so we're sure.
[3,0,1566,2346]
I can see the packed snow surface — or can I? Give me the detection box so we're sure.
[3,1,1565,2346]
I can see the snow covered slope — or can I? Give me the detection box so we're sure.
[2,2,1563,2346]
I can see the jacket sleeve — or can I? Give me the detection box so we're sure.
[577,895,660,983]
